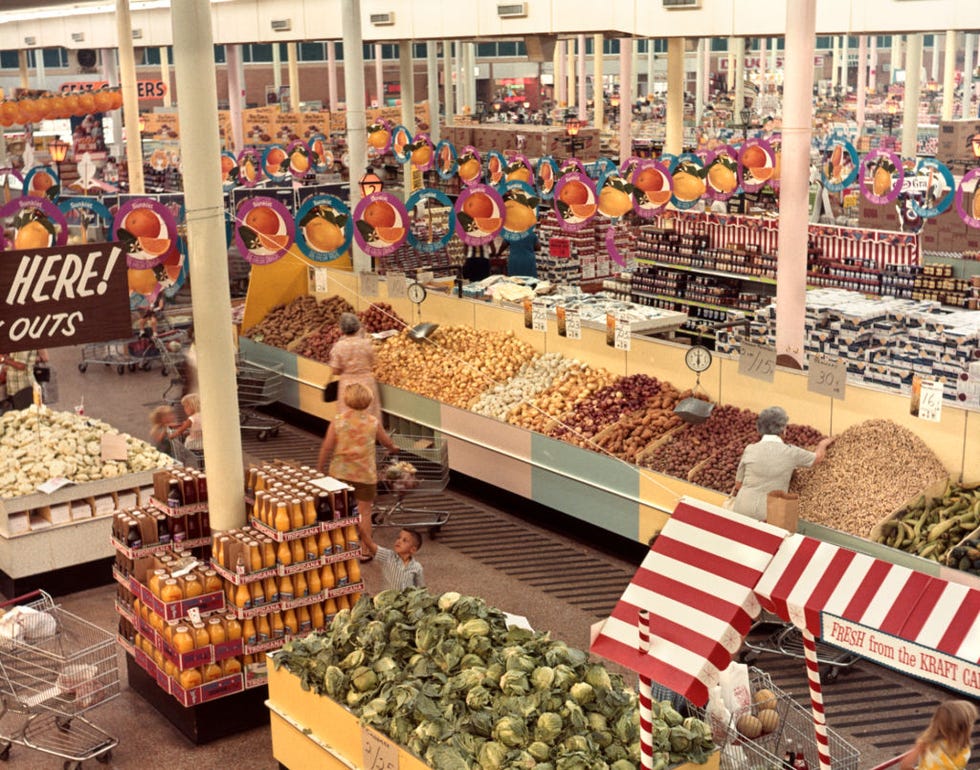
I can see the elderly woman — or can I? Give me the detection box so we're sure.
[328,312,382,423]
[730,406,834,521]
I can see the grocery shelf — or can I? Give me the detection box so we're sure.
[630,289,751,314]
[635,258,778,285]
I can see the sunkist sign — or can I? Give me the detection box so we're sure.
[60,80,168,100]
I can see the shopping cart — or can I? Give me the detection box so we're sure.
[372,433,451,535]
[740,621,860,682]
[237,361,284,441]
[0,590,118,768]
[710,668,859,770]
[77,338,141,375]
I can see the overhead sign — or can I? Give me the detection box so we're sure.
[0,243,131,352]
[60,80,168,100]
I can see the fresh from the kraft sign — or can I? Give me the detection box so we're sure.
[0,243,132,351]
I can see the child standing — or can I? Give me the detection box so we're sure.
[148,405,178,456]
[361,528,424,591]
[170,393,203,451]
[899,700,978,770]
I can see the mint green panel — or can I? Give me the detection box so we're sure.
[378,384,442,430]
[239,338,300,408]
[530,433,639,540]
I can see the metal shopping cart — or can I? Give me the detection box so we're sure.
[0,591,119,768]
[708,668,859,770]
[237,361,284,441]
[77,338,142,375]
[740,621,861,682]
[372,433,451,535]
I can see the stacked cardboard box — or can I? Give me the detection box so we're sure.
[936,119,980,167]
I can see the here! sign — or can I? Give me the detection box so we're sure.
[0,243,132,351]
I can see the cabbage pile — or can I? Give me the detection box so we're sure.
[273,588,715,770]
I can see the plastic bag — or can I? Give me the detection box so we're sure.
[718,660,752,715]
[706,684,733,744]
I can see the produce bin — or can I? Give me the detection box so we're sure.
[265,656,721,770]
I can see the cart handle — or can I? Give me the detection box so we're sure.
[0,589,45,609]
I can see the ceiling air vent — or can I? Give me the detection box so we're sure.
[369,12,395,26]
[71,32,85,43]
[663,0,702,8]
[131,28,143,39]
[270,19,291,32]
[24,36,36,46]
[497,2,528,18]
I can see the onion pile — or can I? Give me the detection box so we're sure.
[506,363,616,434]
[471,353,577,422]
[359,302,407,333]
[549,374,668,448]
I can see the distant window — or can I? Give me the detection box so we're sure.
[477,43,496,58]
[214,45,226,64]
[363,43,374,61]
[413,43,427,58]
[382,43,398,59]
[0,51,18,70]
[498,41,518,57]
[41,48,68,68]
[142,48,160,66]
[815,36,831,50]
[516,41,526,56]
[638,40,648,54]
[332,42,343,61]
[300,42,324,61]
[244,44,274,63]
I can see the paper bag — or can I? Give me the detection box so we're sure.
[766,490,799,532]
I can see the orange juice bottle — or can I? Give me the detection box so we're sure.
[221,657,242,676]
[224,615,242,641]
[323,597,338,622]
[318,529,332,556]
[256,613,271,642]
[161,579,183,603]
[149,610,164,634]
[234,582,251,609]
[290,538,305,565]
[283,608,298,636]
[279,574,294,602]
[347,559,361,585]
[172,625,195,655]
[153,647,165,669]
[261,538,276,569]
[203,662,223,682]
[207,617,226,646]
[178,667,203,690]
[307,566,322,595]
[203,569,222,594]
[344,525,360,552]
[250,580,265,607]
[310,602,325,630]
[336,594,351,611]
[242,617,257,645]
[183,574,204,599]
[277,540,292,567]
[192,622,210,649]
[320,562,335,590]
[297,605,312,633]
[333,560,348,586]
[264,576,279,604]
[274,502,290,532]
[349,591,363,607]
[302,496,317,527]
[248,541,263,572]
[330,527,345,555]
[303,535,318,561]
[289,498,304,530]
[271,611,284,639]
[294,570,308,598]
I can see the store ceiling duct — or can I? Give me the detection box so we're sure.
[524,34,556,63]
[369,11,395,26]
[497,2,528,18]
[662,0,702,8]
[270,18,291,32]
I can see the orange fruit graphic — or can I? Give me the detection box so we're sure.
[305,217,344,252]
[245,206,280,236]
[124,208,161,238]
[503,199,536,231]
[138,236,171,257]
[411,144,432,167]
[647,189,673,206]
[256,233,289,251]
[242,158,257,182]
[220,155,235,176]
[290,150,310,173]
[741,145,768,169]
[13,220,52,249]
[439,144,453,170]
[633,167,664,193]
[128,268,158,295]
[598,186,633,218]
[458,158,480,181]
[367,129,390,149]
[30,171,54,195]
[558,180,589,206]
[707,163,738,194]
[266,147,286,169]
[506,167,532,184]
[363,200,396,229]
[539,163,554,191]
[310,139,325,158]
[462,192,494,220]
[568,203,596,219]
[374,226,406,243]
[672,171,706,201]
[488,154,502,180]
[393,131,409,155]
[474,217,502,233]
[872,166,892,196]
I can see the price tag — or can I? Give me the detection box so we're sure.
[738,341,776,383]
[101,433,129,461]
[614,315,631,351]
[312,267,328,294]
[37,477,74,494]
[565,307,581,339]
[807,356,847,399]
[359,271,380,297]
[531,302,547,332]
[549,237,571,258]
[416,270,435,285]
[411,169,423,192]
[582,260,595,280]
[912,376,944,422]
[362,727,399,770]
[387,272,407,298]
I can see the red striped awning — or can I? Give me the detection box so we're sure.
[590,498,788,707]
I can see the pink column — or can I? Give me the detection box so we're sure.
[869,36,877,92]
[578,34,588,122]
[775,0,817,369]
[327,40,339,112]
[856,35,867,134]
[619,38,632,161]
[557,40,568,106]
[374,43,383,107]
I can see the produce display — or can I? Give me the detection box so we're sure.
[297,301,407,362]
[874,479,980,564]
[274,588,717,769]
[590,398,685,464]
[470,353,578,422]
[791,419,948,537]
[507,362,616,434]
[375,328,536,409]
[949,535,980,576]
[0,406,172,497]
[244,295,354,349]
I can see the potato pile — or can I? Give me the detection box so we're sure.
[591,385,685,463]
[358,302,406,333]
[244,295,354,349]
[297,302,407,362]
[471,353,577,422]
[549,374,671,449]
[792,419,948,537]
[506,363,616,434]
[374,327,535,409]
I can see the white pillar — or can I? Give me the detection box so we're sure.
[831,36,839,90]
[35,48,46,90]
[734,37,746,116]
[226,44,244,154]
[458,44,467,114]
[963,34,976,119]
[840,35,849,94]
[577,35,587,121]
[568,39,576,110]
[17,50,29,91]
[327,40,339,112]
[930,34,940,82]
[902,34,922,160]
[160,46,171,108]
[665,37,684,155]
[695,38,705,123]
[465,43,477,115]
[426,42,439,143]
[856,36,867,136]
[170,0,245,530]
[115,0,144,195]
[400,41,415,192]
[706,37,714,105]
[374,44,384,108]
[631,39,640,103]
[557,39,567,106]
[342,0,369,273]
[272,40,282,95]
[443,42,453,126]
[890,35,902,84]
[619,38,633,159]
[593,34,604,129]
[942,31,956,121]
[287,42,300,109]
[101,48,123,157]
[775,0,817,370]
[869,35,877,92]
[727,38,736,91]
[770,36,778,75]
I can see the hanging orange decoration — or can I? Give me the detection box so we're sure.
[78,92,97,114]
[93,89,114,113]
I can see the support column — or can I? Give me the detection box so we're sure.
[840,35,849,93]
[465,43,476,115]
[272,41,282,96]
[734,37,746,116]
[770,36,778,75]
[342,0,369,273]
[631,39,640,103]
[869,35,877,92]
[327,40,339,112]
[400,41,415,193]
[902,34,922,161]
[593,34,604,129]
[287,42,300,109]
[890,35,902,84]
[931,34,940,82]
[577,34,587,121]
[17,51,29,90]
[942,31,956,121]
[665,37,684,156]
[619,38,633,160]
[102,48,123,157]
[443,42,454,126]
[706,37,714,105]
[695,38,705,123]
[557,39,567,106]
[426,41,440,143]
[226,44,244,154]
[963,34,976,119]
[115,0,144,195]
[831,36,839,90]
[727,38,735,92]
[568,39,576,111]
[35,48,46,90]
[374,44,384,107]
[856,36,867,136]
[775,0,817,369]
[647,39,656,98]
[170,0,244,530]
[160,47,171,108]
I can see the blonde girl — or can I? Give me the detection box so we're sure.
[148,405,178,456]
[899,700,978,770]
[170,393,203,451]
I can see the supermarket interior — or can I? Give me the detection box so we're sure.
[2,0,980,769]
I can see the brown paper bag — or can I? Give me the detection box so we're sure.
[766,490,799,532]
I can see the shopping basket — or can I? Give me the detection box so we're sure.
[237,361,285,441]
[372,433,452,534]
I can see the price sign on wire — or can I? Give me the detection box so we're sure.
[312,267,328,294]
[565,307,581,339]
[387,272,407,298]
[914,377,944,423]
[738,341,776,383]
[808,356,847,399]
[359,271,380,297]
[362,727,399,770]
[614,315,631,351]
[416,270,435,285]
[531,301,547,332]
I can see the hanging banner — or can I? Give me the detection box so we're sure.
[237,148,262,187]
[954,168,980,229]
[596,172,635,219]
[286,140,313,180]
[590,157,618,180]
[454,184,505,247]
[499,180,539,243]
[907,158,954,219]
[308,134,331,173]
[261,144,290,183]
[619,155,642,179]
[859,149,903,206]
[535,156,559,201]
[58,197,113,245]
[220,151,239,191]
[112,198,179,270]
[504,153,534,186]
[738,138,776,194]
[435,140,458,181]
[553,171,597,231]
[295,194,352,263]
[485,149,506,188]
[366,119,393,156]
[22,166,60,201]
[234,196,295,265]
[408,133,435,172]
[631,159,673,218]
[819,140,859,193]
[0,242,130,351]
[671,154,707,210]
[704,145,740,202]
[353,191,409,257]
[560,158,587,177]
[390,125,413,164]
[405,188,456,254]
[457,146,482,187]
[0,197,69,252]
